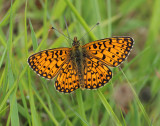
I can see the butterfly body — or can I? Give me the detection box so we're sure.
[70,37,85,88]
[28,36,134,93]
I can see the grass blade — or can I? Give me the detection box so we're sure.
[33,87,59,126]
[24,1,39,125]
[0,48,7,68]
[76,89,88,125]
[65,0,97,41]
[7,2,20,126]
[97,90,122,126]
[120,68,151,125]
[29,19,38,51]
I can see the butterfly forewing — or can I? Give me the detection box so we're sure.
[28,48,71,79]
[83,37,134,67]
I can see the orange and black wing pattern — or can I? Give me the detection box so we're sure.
[55,60,80,93]
[28,48,71,79]
[83,37,134,67]
[83,56,112,89]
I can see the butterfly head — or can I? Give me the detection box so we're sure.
[72,37,80,47]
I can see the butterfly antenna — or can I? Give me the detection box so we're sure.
[64,16,71,41]
[50,27,73,41]
[79,22,99,41]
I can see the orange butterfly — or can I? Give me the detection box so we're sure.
[28,36,134,93]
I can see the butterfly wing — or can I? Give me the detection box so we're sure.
[55,60,80,93]
[83,56,112,89]
[83,37,134,67]
[28,48,71,79]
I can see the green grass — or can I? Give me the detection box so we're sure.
[0,0,160,125]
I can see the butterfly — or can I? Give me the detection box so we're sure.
[28,36,134,93]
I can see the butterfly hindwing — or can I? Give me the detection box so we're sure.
[84,56,112,89]
[55,60,80,93]
[28,48,71,79]
[83,37,134,67]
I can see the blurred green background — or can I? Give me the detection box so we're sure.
[0,0,160,126]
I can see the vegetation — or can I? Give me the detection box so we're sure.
[0,0,160,125]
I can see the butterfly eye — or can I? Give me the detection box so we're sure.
[72,40,80,47]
